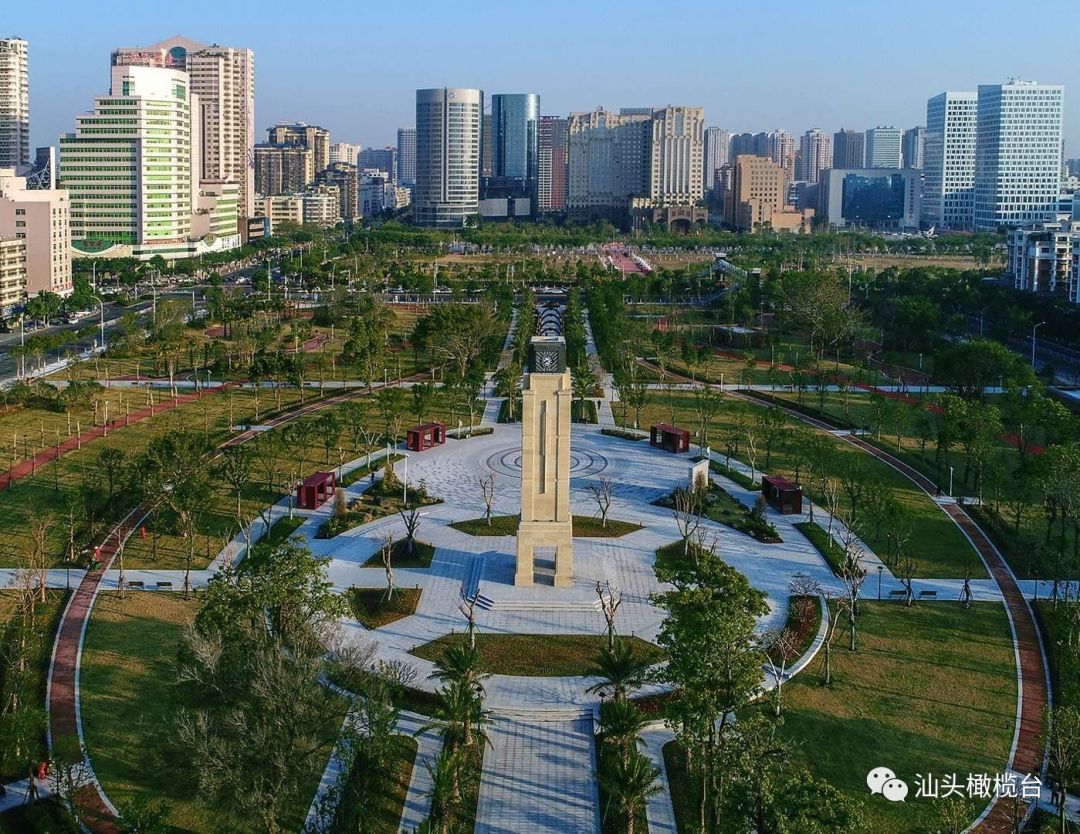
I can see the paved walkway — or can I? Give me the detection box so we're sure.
[641,725,678,834]
[727,385,1050,834]
[45,378,423,834]
[475,712,600,834]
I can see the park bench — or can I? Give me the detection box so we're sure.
[917,590,938,600]
[127,580,144,589]
[888,590,906,600]
[156,581,173,590]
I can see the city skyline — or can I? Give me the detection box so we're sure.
[11,0,1080,153]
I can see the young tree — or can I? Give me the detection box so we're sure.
[596,580,622,650]
[478,472,496,525]
[598,747,661,834]
[757,407,787,470]
[692,385,723,447]
[670,487,702,556]
[588,475,614,528]
[762,627,799,717]
[412,380,436,425]
[216,444,253,537]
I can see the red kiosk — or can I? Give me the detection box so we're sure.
[297,471,336,510]
[761,475,802,515]
[406,422,447,452]
[650,423,690,454]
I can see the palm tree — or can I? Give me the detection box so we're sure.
[494,359,523,421]
[598,697,648,765]
[422,678,489,752]
[586,637,650,700]
[600,748,662,834]
[573,362,599,422]
[430,642,489,697]
[423,746,462,834]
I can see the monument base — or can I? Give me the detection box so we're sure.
[515,519,574,587]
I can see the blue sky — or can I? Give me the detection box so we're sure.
[15,0,1080,153]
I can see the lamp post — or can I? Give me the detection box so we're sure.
[948,465,954,498]
[88,294,106,352]
[1031,320,1046,368]
[402,452,409,505]
[877,565,883,600]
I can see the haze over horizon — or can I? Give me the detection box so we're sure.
[14,0,1080,154]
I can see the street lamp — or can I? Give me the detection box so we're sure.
[948,465,954,498]
[877,565,883,600]
[88,294,106,352]
[402,451,409,504]
[1031,321,1047,368]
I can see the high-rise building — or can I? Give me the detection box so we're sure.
[566,107,651,220]
[0,167,72,296]
[0,237,25,313]
[818,168,921,230]
[537,116,568,213]
[648,106,705,206]
[316,162,359,220]
[358,147,397,182]
[923,91,977,229]
[268,122,331,173]
[329,142,360,167]
[396,127,416,186]
[254,144,314,195]
[723,154,813,232]
[0,38,29,170]
[902,127,925,169]
[112,36,256,225]
[832,129,865,170]
[703,127,732,192]
[61,65,195,259]
[414,87,483,227]
[485,93,540,209]
[302,184,341,227]
[766,130,796,181]
[974,80,1064,231]
[864,127,903,168]
[798,129,832,184]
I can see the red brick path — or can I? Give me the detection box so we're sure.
[638,358,1049,832]
[46,373,425,832]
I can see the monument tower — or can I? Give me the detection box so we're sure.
[515,334,573,586]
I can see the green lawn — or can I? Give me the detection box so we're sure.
[361,538,436,569]
[639,392,982,578]
[795,520,845,575]
[450,514,643,538]
[79,592,337,833]
[410,633,663,677]
[769,602,1015,833]
[348,587,422,629]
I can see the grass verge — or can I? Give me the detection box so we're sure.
[410,633,663,677]
[348,587,422,629]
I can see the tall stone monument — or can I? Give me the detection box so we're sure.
[515,335,573,586]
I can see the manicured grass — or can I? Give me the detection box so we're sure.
[361,538,436,569]
[332,735,417,834]
[708,458,759,491]
[262,514,304,548]
[348,587,422,629]
[319,490,441,539]
[676,484,779,543]
[450,514,643,538]
[410,633,664,677]
[79,592,336,833]
[640,392,982,578]
[795,520,845,575]
[338,454,403,487]
[451,515,519,536]
[770,602,1015,833]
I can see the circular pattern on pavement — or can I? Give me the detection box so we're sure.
[485,446,609,479]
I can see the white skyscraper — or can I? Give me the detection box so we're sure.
[0,38,29,169]
[923,91,977,229]
[798,129,831,184]
[649,106,705,206]
[974,80,1064,231]
[414,88,483,226]
[112,36,256,225]
[61,65,196,257]
[329,142,361,166]
[864,127,903,168]
[703,127,732,192]
[397,127,416,185]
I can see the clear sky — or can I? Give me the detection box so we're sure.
[15,0,1080,153]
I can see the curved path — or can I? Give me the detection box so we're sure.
[639,359,1048,833]
[734,367,1045,832]
[45,372,426,832]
